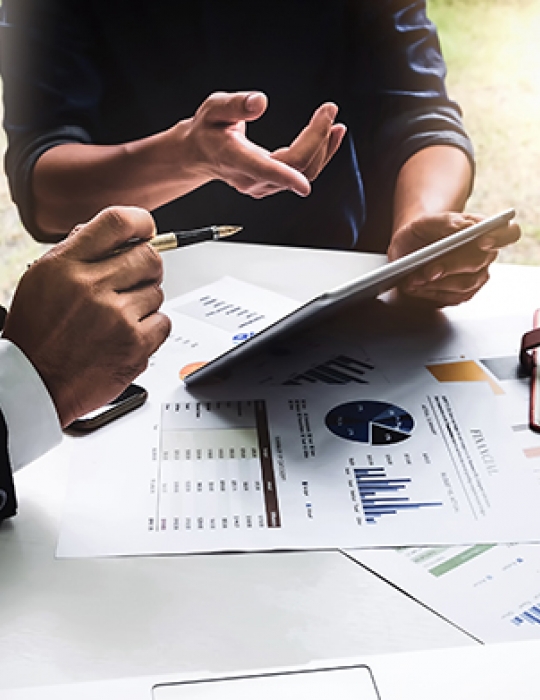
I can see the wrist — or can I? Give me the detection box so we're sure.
[391,146,473,236]
[124,121,210,204]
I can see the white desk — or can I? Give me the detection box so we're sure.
[1,242,537,690]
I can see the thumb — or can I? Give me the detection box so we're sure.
[203,91,268,125]
[388,212,482,261]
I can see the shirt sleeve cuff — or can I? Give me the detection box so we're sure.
[0,338,63,471]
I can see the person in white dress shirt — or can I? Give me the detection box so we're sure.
[0,206,171,521]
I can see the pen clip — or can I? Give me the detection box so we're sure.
[520,310,540,433]
[519,327,540,375]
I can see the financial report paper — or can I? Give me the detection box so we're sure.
[348,542,540,644]
[345,312,540,645]
[56,281,540,557]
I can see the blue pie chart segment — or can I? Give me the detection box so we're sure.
[325,400,414,444]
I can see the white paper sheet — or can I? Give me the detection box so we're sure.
[57,374,540,556]
[347,543,540,643]
[342,311,540,644]
[57,282,540,558]
[151,276,300,387]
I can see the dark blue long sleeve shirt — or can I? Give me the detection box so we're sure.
[0,0,474,252]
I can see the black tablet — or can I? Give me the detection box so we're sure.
[184,208,515,386]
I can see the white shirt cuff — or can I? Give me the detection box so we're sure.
[0,338,63,471]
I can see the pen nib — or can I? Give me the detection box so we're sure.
[215,225,243,239]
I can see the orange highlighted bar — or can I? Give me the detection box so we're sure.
[524,446,540,459]
[426,360,504,395]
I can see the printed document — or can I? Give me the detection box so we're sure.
[57,282,540,557]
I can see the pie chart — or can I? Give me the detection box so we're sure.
[325,400,414,444]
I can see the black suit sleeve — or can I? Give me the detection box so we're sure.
[0,408,18,521]
[0,304,18,521]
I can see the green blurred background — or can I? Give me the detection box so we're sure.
[1,0,539,305]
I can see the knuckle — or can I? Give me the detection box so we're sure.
[145,313,172,355]
[208,90,229,102]
[233,175,258,196]
[199,91,230,116]
[132,243,164,278]
[99,206,130,236]
[454,270,489,296]
[477,268,490,289]
[445,212,462,232]
[153,284,165,308]
[147,245,164,276]
[143,284,165,314]
[157,313,172,341]
[510,223,522,242]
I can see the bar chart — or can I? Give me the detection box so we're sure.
[352,466,443,524]
[283,354,375,385]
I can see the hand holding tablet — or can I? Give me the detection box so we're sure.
[185,209,516,386]
[388,210,520,306]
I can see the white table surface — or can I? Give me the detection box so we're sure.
[1,241,537,690]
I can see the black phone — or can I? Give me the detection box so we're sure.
[65,383,148,434]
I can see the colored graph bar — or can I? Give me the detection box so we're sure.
[511,604,540,627]
[523,611,540,625]
[524,446,540,459]
[410,547,452,566]
[357,480,411,490]
[480,355,523,381]
[254,400,281,528]
[428,544,496,578]
[284,355,374,386]
[427,360,504,395]
[354,467,442,524]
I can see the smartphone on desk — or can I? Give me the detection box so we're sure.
[65,383,148,434]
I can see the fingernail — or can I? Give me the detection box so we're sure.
[427,265,444,282]
[324,103,338,119]
[245,93,262,112]
[479,236,494,250]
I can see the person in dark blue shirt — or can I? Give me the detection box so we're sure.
[0,0,519,307]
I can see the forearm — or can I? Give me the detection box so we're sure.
[30,91,339,242]
[32,121,205,241]
[391,145,473,237]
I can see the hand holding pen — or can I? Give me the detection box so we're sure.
[4,207,172,428]
[30,224,242,265]
[7,207,241,428]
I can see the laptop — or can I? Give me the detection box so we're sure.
[2,638,539,699]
